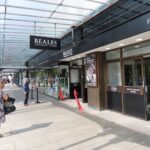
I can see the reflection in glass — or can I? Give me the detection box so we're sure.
[124,59,142,86]
[123,41,150,58]
[106,49,120,60]
[108,62,121,86]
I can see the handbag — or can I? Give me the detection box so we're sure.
[8,97,15,104]
[4,101,16,115]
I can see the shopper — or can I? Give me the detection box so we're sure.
[23,77,29,106]
[0,79,6,137]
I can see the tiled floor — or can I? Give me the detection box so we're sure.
[0,84,150,150]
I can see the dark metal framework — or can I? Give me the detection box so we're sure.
[61,0,150,50]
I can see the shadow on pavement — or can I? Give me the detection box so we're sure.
[4,122,52,137]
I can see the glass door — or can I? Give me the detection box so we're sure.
[123,58,145,119]
[144,59,150,120]
[107,61,122,112]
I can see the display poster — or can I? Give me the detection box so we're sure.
[86,54,97,86]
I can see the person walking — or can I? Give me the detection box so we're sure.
[0,79,6,137]
[23,77,29,106]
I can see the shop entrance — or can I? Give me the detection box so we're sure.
[69,59,88,102]
[144,58,150,120]
[70,68,81,99]
[123,58,145,119]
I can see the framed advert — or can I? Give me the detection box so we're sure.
[86,54,97,87]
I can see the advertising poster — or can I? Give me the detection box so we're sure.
[86,54,97,86]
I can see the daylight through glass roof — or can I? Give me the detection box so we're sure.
[0,0,118,68]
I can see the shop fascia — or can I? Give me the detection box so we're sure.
[63,48,73,58]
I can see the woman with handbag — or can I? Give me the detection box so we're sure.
[0,79,6,138]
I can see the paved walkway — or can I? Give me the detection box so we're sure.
[0,84,150,150]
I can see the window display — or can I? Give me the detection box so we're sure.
[108,62,122,86]
[86,54,97,86]
[124,59,142,86]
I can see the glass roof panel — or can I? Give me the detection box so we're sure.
[0,0,5,5]
[56,24,72,29]
[0,24,4,28]
[7,7,52,17]
[89,0,109,4]
[0,29,4,32]
[48,18,76,25]
[39,28,66,32]
[0,14,4,19]
[5,25,34,30]
[5,14,48,22]
[0,20,4,24]
[5,20,34,26]
[0,0,118,67]
[31,0,62,4]
[36,22,54,28]
[5,28,34,34]
[52,13,84,21]
[62,0,102,10]
[56,6,92,16]
[0,6,5,13]
[7,0,58,11]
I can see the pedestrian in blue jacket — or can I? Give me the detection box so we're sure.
[23,78,29,106]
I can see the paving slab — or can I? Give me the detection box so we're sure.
[0,84,150,150]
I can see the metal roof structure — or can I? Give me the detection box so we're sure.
[61,0,150,50]
[0,0,118,68]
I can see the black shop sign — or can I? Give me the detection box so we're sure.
[30,35,61,50]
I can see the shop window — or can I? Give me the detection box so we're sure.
[107,62,122,86]
[106,49,120,60]
[124,59,142,86]
[123,41,150,57]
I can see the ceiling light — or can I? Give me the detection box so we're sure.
[105,47,111,50]
[136,38,143,42]
[119,43,125,46]
[134,45,140,48]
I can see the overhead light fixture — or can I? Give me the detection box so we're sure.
[119,43,125,46]
[134,45,140,48]
[105,47,111,50]
[136,38,143,42]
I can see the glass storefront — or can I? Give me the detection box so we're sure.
[124,59,142,86]
[123,41,150,57]
[106,40,150,119]
[108,62,122,86]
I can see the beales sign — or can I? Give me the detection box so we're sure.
[30,35,61,50]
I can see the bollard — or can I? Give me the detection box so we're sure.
[30,86,34,99]
[36,87,40,103]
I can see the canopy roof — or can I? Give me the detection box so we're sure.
[0,0,117,68]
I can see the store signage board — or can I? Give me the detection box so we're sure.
[124,87,143,95]
[30,35,61,50]
[86,54,97,87]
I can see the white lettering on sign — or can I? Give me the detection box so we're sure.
[126,88,140,92]
[111,87,117,92]
[34,38,58,47]
[63,48,73,58]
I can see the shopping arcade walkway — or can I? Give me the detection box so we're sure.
[0,84,150,150]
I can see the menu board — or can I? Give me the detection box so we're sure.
[86,54,97,87]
